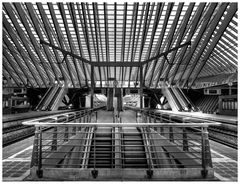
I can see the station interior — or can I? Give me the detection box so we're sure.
[2,2,238,181]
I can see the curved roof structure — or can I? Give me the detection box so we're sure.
[2,2,238,88]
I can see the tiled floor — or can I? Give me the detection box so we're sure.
[2,146,32,181]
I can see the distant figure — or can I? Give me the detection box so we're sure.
[187,103,192,112]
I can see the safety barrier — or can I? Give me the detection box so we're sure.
[22,109,220,180]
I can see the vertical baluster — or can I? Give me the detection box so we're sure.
[36,126,43,178]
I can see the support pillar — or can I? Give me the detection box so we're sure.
[140,65,143,110]
[91,65,94,109]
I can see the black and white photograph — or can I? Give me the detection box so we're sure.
[1,1,238,182]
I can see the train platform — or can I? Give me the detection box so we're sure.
[2,110,238,181]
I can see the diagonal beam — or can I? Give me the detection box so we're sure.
[148,3,172,88]
[182,3,229,88]
[3,38,35,87]
[12,3,60,85]
[3,50,27,86]
[144,3,163,87]
[3,15,43,87]
[85,2,102,87]
[3,63,21,87]
[169,3,206,85]
[25,3,69,84]
[47,2,77,88]
[129,3,145,88]
[155,3,184,88]
[176,3,218,86]
[188,3,237,88]
[142,2,158,82]
[135,2,150,86]
[163,3,195,83]
[3,10,48,87]
[58,3,82,87]
[69,3,88,87]
[3,3,52,86]
[128,3,139,88]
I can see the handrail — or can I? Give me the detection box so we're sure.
[21,106,105,126]
[23,122,221,127]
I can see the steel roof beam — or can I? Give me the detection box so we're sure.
[155,3,184,88]
[3,8,48,87]
[125,3,136,85]
[169,3,206,85]
[3,15,43,87]
[144,3,163,87]
[4,4,52,86]
[135,2,150,86]
[3,63,21,87]
[26,3,69,83]
[104,3,111,81]
[69,3,88,87]
[182,3,229,88]
[3,50,27,86]
[121,2,128,86]
[188,3,237,88]
[129,3,145,87]
[96,3,108,84]
[149,3,172,88]
[47,3,78,87]
[58,3,82,88]
[77,3,94,81]
[143,3,162,87]
[176,3,218,86]
[86,3,102,87]
[13,3,61,86]
[163,3,195,83]
[128,3,139,88]
[3,37,35,87]
[114,3,117,81]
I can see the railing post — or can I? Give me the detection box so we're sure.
[51,125,57,151]
[201,126,212,178]
[182,127,189,151]
[92,126,98,178]
[78,112,82,131]
[160,113,164,135]
[169,116,174,142]
[72,114,76,135]
[36,126,43,178]
[146,126,153,179]
[31,125,39,167]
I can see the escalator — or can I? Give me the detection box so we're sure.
[122,127,148,168]
[88,127,114,168]
[41,86,60,111]
[35,86,54,110]
[171,87,188,111]
[167,88,183,111]
[48,87,67,111]
[45,87,62,111]
[175,87,198,111]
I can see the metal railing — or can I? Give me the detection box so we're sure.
[23,110,220,179]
